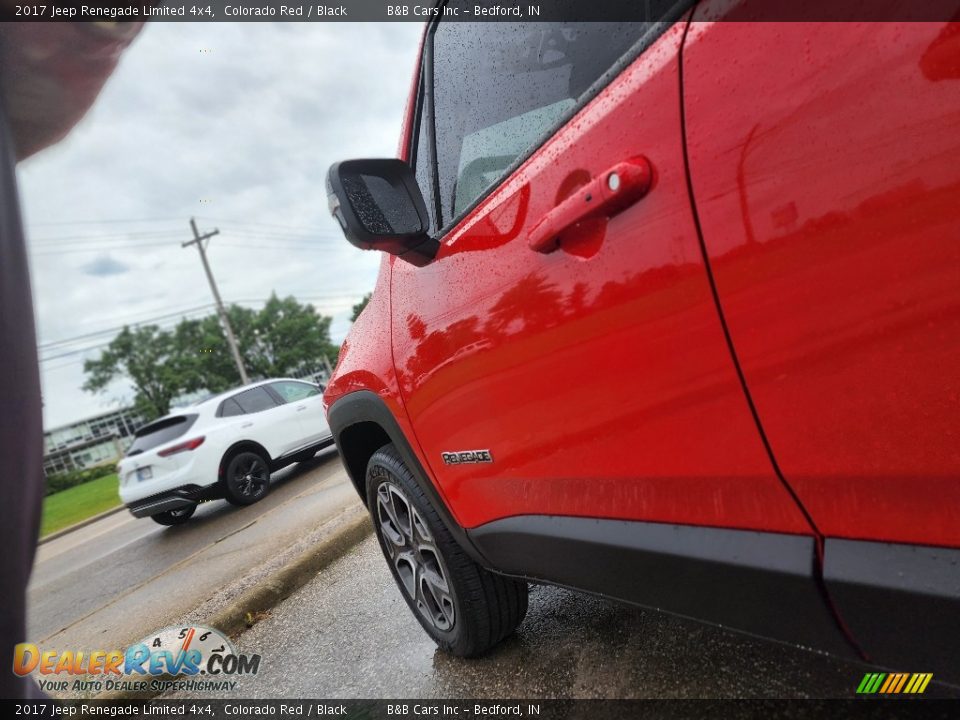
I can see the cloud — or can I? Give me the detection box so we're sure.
[81,255,131,277]
[17,22,423,428]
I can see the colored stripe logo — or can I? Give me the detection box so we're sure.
[856,672,933,694]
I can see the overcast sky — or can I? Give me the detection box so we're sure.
[18,22,423,429]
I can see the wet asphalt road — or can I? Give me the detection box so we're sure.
[172,534,960,701]
[28,447,355,652]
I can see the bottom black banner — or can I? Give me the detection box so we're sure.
[3,699,958,720]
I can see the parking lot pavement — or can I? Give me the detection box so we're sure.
[28,448,359,653]
[175,534,960,700]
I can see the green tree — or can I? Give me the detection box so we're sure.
[350,292,371,322]
[83,325,186,419]
[230,294,339,378]
[172,312,243,394]
[83,294,338,417]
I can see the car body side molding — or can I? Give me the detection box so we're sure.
[273,433,336,466]
[823,538,960,683]
[468,514,857,658]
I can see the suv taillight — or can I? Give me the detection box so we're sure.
[157,436,205,457]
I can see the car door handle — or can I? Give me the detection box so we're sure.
[241,422,254,428]
[296,405,307,412]
[528,156,652,253]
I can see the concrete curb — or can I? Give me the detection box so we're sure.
[207,504,372,638]
[95,504,373,700]
[39,504,126,545]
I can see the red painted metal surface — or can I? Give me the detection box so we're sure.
[387,22,813,534]
[323,255,417,454]
[684,11,960,546]
[325,23,427,470]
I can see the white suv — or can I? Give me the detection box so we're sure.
[117,378,333,525]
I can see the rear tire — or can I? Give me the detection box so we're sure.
[151,504,196,526]
[223,451,271,506]
[366,443,528,657]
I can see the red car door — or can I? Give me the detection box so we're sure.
[391,10,812,536]
[684,6,960,549]
[683,1,960,671]
[386,7,863,654]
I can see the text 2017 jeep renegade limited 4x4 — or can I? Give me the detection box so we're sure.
[322,1,960,678]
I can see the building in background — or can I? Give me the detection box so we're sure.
[43,406,146,476]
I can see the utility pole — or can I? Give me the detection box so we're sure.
[183,218,250,385]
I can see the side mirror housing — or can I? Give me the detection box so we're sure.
[326,159,438,266]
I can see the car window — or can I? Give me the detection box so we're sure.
[269,381,320,403]
[233,386,279,414]
[413,73,438,233]
[425,10,660,226]
[219,398,244,417]
[126,415,198,456]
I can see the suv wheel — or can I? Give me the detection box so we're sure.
[223,451,271,506]
[151,504,196,526]
[366,444,528,657]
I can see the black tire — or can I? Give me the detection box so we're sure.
[222,451,271,506]
[151,504,196,526]
[366,443,528,657]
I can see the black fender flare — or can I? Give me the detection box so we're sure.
[327,390,490,566]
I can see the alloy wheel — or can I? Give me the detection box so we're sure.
[376,481,456,632]
[233,456,268,497]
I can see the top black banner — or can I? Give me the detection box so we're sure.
[2,0,960,22]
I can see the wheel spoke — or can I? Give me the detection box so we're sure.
[413,566,431,619]
[375,480,457,633]
[389,487,413,540]
[422,574,455,629]
[395,552,417,596]
[411,507,433,545]
[377,486,405,548]
[418,546,449,592]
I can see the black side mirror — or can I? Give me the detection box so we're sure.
[326,159,438,266]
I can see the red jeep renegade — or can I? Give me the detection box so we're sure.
[323,0,960,678]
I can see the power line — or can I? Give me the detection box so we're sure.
[214,244,341,252]
[38,295,361,366]
[215,228,341,237]
[26,216,185,227]
[29,216,333,233]
[38,303,219,350]
[196,217,329,232]
[37,292,364,351]
[41,341,125,363]
[29,241,187,256]
[29,236,346,256]
[30,228,343,244]
[29,230,186,244]
[40,300,223,340]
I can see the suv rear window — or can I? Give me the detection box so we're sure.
[218,398,244,417]
[126,415,198,456]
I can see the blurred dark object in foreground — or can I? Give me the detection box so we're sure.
[0,21,144,160]
[0,20,144,699]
